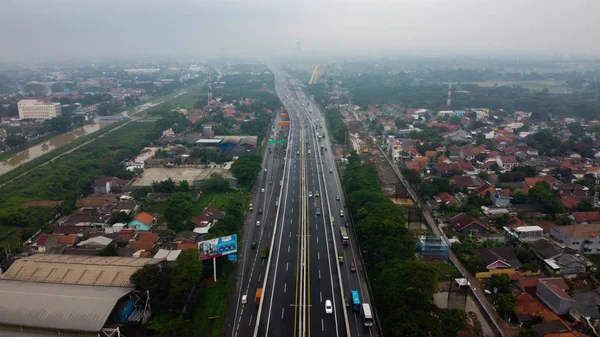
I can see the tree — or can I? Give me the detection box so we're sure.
[164,192,194,232]
[97,244,118,256]
[46,115,72,133]
[168,249,203,305]
[108,211,133,225]
[528,182,564,216]
[395,117,408,129]
[130,264,171,302]
[230,153,262,186]
[207,172,231,192]
[152,178,177,193]
[5,134,26,148]
[132,186,152,200]
[494,293,516,317]
[488,274,511,294]
[148,316,194,337]
[178,180,190,192]
[575,198,595,212]
[438,308,467,337]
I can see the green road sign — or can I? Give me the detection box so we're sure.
[268,140,276,144]
[277,140,285,144]
[269,139,285,145]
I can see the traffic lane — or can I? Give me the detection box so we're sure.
[305,153,346,337]
[262,149,303,336]
[231,122,287,337]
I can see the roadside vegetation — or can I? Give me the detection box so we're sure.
[342,151,466,337]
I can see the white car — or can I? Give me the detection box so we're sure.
[340,210,344,217]
[325,300,333,314]
[308,191,313,198]
[261,188,265,193]
[264,168,267,172]
[256,221,260,226]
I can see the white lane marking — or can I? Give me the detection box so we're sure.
[316,236,319,244]
[288,245,290,253]
[249,315,253,326]
[320,291,322,302]
[284,283,287,293]
[318,251,320,260]
[258,273,262,283]
[286,262,289,271]
[281,308,285,319]
[289,231,292,238]
[322,319,324,331]
[319,269,321,279]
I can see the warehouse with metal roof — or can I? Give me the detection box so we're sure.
[0,254,161,287]
[0,280,133,335]
[0,254,160,336]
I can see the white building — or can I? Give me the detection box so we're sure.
[17,100,62,120]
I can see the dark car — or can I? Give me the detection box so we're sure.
[251,242,257,249]
[258,208,263,214]
[350,263,356,272]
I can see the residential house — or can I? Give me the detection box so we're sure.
[532,320,570,336]
[32,234,59,253]
[515,293,560,325]
[76,236,113,249]
[417,236,449,260]
[571,212,600,225]
[496,156,519,170]
[570,291,600,333]
[128,212,155,231]
[544,254,593,276]
[492,192,512,207]
[550,224,600,254]
[453,175,483,192]
[130,232,159,253]
[448,213,490,236]
[91,176,128,194]
[505,226,544,242]
[471,246,523,278]
[536,278,574,315]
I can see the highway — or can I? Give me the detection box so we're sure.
[227,68,377,337]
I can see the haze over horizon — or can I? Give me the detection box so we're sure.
[1,0,600,63]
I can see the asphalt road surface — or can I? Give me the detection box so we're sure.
[227,69,377,337]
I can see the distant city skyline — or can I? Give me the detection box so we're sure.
[1,0,599,63]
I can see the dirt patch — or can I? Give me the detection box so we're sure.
[458,312,485,337]
[342,109,402,197]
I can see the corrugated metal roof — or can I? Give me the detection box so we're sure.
[0,254,161,287]
[0,280,133,332]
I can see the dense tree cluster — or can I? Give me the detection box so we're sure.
[230,153,262,187]
[342,152,466,336]
[323,107,348,145]
[130,250,204,336]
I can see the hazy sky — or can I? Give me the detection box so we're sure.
[1,0,599,62]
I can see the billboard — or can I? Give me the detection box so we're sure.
[198,234,237,260]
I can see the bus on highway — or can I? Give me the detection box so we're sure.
[351,290,360,312]
[362,303,373,327]
[339,227,349,245]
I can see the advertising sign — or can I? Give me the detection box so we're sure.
[198,234,238,260]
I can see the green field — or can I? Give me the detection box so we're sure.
[144,91,206,116]
[468,80,572,93]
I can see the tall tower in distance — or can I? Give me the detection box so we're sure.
[207,71,213,105]
[296,41,301,53]
[447,82,452,107]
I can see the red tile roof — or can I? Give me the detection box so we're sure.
[515,293,560,322]
[449,213,489,231]
[435,192,458,205]
[131,240,154,251]
[573,212,600,224]
[136,232,159,243]
[134,212,154,225]
[177,242,199,251]
[36,234,51,246]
